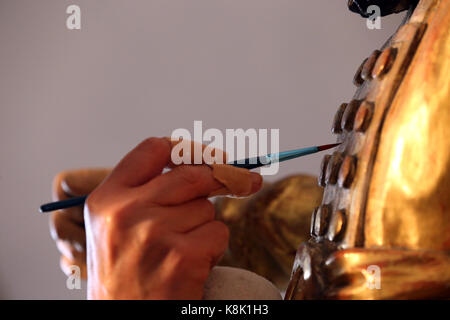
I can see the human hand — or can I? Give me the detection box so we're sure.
[50,168,111,279]
[83,137,262,299]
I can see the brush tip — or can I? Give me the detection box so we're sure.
[317,143,341,151]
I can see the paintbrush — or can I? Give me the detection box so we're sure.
[39,143,339,213]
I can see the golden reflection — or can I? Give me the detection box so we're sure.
[390,103,432,197]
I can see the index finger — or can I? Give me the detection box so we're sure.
[143,164,262,205]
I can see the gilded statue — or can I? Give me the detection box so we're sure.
[48,0,450,299]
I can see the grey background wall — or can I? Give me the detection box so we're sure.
[0,1,404,299]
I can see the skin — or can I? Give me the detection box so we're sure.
[49,137,262,299]
[50,168,111,279]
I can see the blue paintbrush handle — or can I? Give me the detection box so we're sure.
[40,143,338,213]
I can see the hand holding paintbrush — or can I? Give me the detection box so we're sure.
[41,142,339,213]
[46,137,338,299]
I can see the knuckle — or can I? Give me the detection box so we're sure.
[84,187,114,215]
[85,189,144,233]
[84,190,111,224]
[53,171,69,185]
[52,171,70,200]
[105,200,136,230]
[166,239,210,283]
[53,169,106,200]
[72,239,86,253]
[140,220,164,247]
[177,166,209,189]
[59,256,72,276]
[178,166,199,185]
[84,191,99,215]
[56,240,77,261]
[168,242,192,270]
